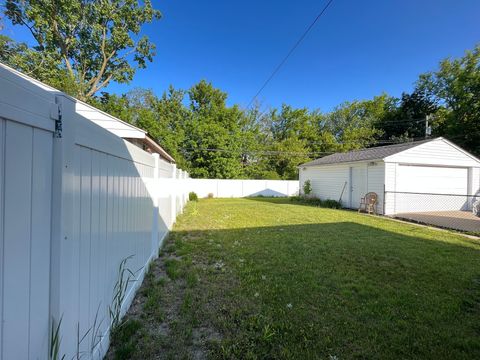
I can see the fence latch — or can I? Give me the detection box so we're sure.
[51,102,63,138]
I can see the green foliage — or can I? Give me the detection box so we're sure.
[117,198,480,358]
[416,45,480,155]
[184,80,247,178]
[109,256,137,331]
[4,0,161,100]
[4,13,479,175]
[324,95,388,151]
[49,317,65,360]
[376,90,437,141]
[188,192,198,202]
[290,196,341,209]
[302,180,312,196]
[88,50,480,179]
[109,319,143,360]
[165,258,182,280]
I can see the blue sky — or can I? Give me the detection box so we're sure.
[2,0,479,111]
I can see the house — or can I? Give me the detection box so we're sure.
[75,102,175,163]
[299,138,480,215]
[0,62,175,164]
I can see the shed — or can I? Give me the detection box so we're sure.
[299,138,480,215]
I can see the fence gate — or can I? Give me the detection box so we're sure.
[0,116,54,359]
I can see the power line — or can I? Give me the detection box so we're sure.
[180,147,335,156]
[246,0,335,109]
[380,117,429,125]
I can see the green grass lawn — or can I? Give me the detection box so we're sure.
[107,198,480,360]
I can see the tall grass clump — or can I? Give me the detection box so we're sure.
[109,255,137,331]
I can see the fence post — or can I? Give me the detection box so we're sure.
[178,169,183,212]
[49,94,77,356]
[170,163,177,228]
[151,153,160,256]
[183,170,188,208]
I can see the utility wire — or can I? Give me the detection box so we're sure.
[180,147,335,156]
[246,0,335,109]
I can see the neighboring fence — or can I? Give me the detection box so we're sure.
[188,179,299,198]
[385,191,480,233]
[0,66,190,360]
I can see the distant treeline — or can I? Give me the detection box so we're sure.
[89,46,480,179]
[1,2,477,180]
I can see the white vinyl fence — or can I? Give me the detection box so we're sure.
[0,64,298,360]
[0,65,189,360]
[188,179,299,198]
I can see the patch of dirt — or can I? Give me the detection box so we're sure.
[105,238,222,359]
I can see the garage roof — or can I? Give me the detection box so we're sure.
[301,138,436,167]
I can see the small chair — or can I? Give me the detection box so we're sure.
[358,192,378,215]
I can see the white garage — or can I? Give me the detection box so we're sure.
[299,138,480,216]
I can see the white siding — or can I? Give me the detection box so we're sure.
[75,102,145,139]
[300,162,385,213]
[367,162,385,214]
[385,138,480,167]
[384,163,397,215]
[300,165,350,205]
[469,167,480,196]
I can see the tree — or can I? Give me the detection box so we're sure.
[151,86,190,169]
[184,80,247,178]
[92,87,190,168]
[263,105,325,179]
[267,137,310,180]
[416,45,480,155]
[0,34,80,93]
[4,0,161,100]
[324,96,387,150]
[376,90,437,142]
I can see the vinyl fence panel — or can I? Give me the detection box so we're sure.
[188,179,299,198]
[2,63,300,360]
[0,120,54,359]
[0,63,189,360]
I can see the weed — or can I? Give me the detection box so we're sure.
[108,256,137,331]
[49,317,65,360]
[303,180,312,196]
[109,319,143,360]
[165,258,182,280]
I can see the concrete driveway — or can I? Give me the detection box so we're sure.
[395,210,480,233]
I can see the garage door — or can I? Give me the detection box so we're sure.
[396,165,468,194]
[393,164,469,213]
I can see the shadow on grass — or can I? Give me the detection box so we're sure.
[244,196,480,236]
[164,220,480,359]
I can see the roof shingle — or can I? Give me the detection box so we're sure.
[301,138,436,167]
